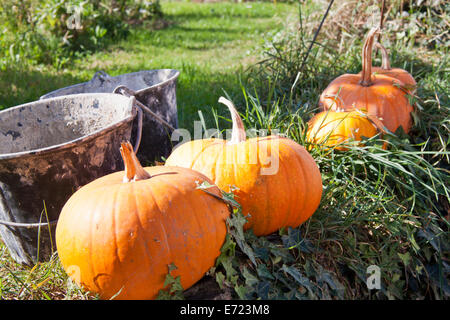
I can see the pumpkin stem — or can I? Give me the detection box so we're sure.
[375,42,391,70]
[120,141,151,183]
[360,27,380,87]
[218,97,246,144]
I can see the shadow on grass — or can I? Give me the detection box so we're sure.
[133,24,246,51]
[163,7,277,21]
[0,67,86,110]
[0,62,248,136]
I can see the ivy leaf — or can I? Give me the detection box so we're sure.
[256,281,270,299]
[281,227,302,249]
[156,263,184,300]
[281,227,314,253]
[253,246,270,262]
[234,284,247,300]
[270,246,295,264]
[242,266,259,287]
[215,271,226,290]
[218,254,238,284]
[257,264,275,280]
[398,252,411,267]
[316,267,345,299]
[227,211,257,266]
[281,264,312,291]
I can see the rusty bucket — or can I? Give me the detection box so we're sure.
[40,69,180,164]
[0,93,139,265]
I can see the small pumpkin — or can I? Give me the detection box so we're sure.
[165,97,323,236]
[319,27,414,134]
[306,110,379,150]
[56,141,230,300]
[371,42,417,94]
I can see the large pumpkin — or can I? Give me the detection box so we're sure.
[56,142,230,300]
[319,27,414,134]
[306,110,379,150]
[165,97,323,236]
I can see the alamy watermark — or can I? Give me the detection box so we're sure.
[66,5,83,30]
[366,265,381,290]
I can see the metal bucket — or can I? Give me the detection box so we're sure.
[40,69,180,164]
[0,93,138,265]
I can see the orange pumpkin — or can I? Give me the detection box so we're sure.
[56,142,230,300]
[165,97,323,236]
[319,27,414,134]
[306,110,379,150]
[371,42,417,94]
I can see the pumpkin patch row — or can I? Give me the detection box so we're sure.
[56,98,323,299]
[54,27,416,301]
[306,27,416,149]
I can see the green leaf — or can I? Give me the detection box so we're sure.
[257,264,275,280]
[215,272,226,290]
[281,264,312,290]
[256,281,270,299]
[234,284,247,300]
[156,263,184,300]
[242,266,259,287]
[398,252,411,267]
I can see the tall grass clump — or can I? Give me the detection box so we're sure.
[203,0,449,300]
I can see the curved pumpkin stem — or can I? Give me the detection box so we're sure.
[360,27,380,87]
[375,42,391,70]
[120,141,151,183]
[218,96,246,145]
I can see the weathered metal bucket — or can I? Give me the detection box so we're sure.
[40,69,180,164]
[0,93,139,265]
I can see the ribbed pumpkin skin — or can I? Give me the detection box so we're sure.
[319,72,413,134]
[306,111,378,150]
[370,66,417,92]
[319,28,414,134]
[56,166,229,300]
[368,43,417,93]
[165,136,323,236]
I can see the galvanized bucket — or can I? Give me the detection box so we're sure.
[0,93,139,265]
[40,69,180,164]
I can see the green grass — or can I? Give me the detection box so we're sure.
[0,0,449,300]
[0,0,296,132]
[209,0,449,300]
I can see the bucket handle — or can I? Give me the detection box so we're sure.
[91,70,111,83]
[131,95,143,154]
[113,85,176,132]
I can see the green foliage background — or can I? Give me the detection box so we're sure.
[0,0,162,69]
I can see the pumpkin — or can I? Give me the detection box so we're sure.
[55,141,230,300]
[165,97,323,236]
[306,110,379,150]
[371,42,417,94]
[319,27,414,134]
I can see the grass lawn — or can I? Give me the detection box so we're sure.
[0,1,297,132]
